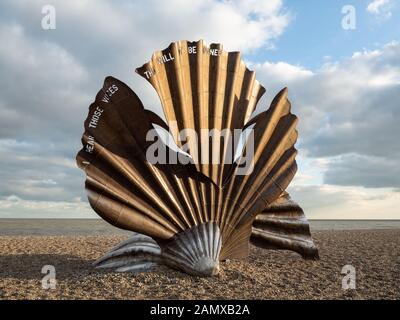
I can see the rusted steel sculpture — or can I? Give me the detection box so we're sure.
[76,40,318,277]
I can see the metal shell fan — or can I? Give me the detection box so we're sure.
[76,40,318,276]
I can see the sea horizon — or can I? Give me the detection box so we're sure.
[1,218,400,235]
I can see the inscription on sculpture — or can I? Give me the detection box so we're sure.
[85,135,95,153]
[158,53,174,64]
[144,68,155,79]
[143,45,220,79]
[88,106,104,128]
[102,84,118,103]
[209,48,219,56]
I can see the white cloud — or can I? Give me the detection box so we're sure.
[252,61,313,82]
[0,0,291,137]
[2,0,290,53]
[323,154,400,188]
[0,195,96,218]
[253,41,400,159]
[0,0,291,218]
[0,23,91,140]
[289,184,400,219]
[253,41,400,218]
[0,139,84,202]
[367,0,389,13]
[366,0,393,19]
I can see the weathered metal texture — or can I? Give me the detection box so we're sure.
[251,192,319,259]
[77,40,318,276]
[93,222,221,276]
[94,233,161,273]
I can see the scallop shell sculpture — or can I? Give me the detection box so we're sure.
[76,40,319,277]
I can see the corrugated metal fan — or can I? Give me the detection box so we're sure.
[76,40,318,276]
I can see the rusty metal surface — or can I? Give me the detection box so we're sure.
[76,40,318,275]
[251,192,319,259]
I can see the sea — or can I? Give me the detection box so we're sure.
[0,219,399,236]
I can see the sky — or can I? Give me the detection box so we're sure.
[0,0,399,219]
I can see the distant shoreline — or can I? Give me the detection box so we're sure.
[0,219,400,236]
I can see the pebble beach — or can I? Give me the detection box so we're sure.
[0,229,399,299]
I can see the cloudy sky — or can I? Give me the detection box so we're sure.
[0,0,399,219]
